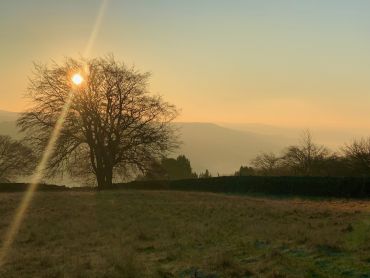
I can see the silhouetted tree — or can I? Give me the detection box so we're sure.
[140,155,197,180]
[235,165,255,176]
[342,138,370,176]
[282,130,330,176]
[0,135,35,182]
[251,152,281,175]
[137,160,167,181]
[319,154,352,176]
[247,130,339,176]
[199,169,212,178]
[17,56,178,188]
[161,155,197,180]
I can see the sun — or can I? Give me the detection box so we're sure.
[71,73,84,85]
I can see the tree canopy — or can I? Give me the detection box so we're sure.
[0,135,35,182]
[18,56,178,187]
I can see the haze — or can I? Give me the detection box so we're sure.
[1,0,370,128]
[2,2,370,275]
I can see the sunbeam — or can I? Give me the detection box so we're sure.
[84,0,109,58]
[0,92,74,266]
[0,0,109,267]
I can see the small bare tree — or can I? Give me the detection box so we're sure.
[342,137,370,175]
[0,135,35,182]
[18,56,178,188]
[251,152,281,175]
[282,130,330,176]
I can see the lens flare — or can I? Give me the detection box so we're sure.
[0,93,73,266]
[0,0,109,267]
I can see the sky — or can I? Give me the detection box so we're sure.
[1,0,370,128]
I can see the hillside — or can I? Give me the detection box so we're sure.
[0,110,20,139]
[0,121,284,175]
[0,121,20,139]
[4,113,370,180]
[220,123,370,150]
[173,122,286,174]
[0,110,18,122]
[3,111,367,175]
[0,111,289,175]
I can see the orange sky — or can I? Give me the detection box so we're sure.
[1,1,370,128]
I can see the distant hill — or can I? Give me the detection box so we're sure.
[172,122,287,174]
[5,110,364,175]
[0,121,20,139]
[0,110,19,122]
[219,123,370,150]
[0,110,20,139]
[0,110,288,175]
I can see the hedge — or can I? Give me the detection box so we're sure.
[0,183,67,192]
[114,176,370,198]
[2,176,370,198]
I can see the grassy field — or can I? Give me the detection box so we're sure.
[0,190,370,277]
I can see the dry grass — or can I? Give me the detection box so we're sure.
[0,190,369,277]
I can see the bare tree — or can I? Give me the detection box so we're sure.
[17,56,178,188]
[342,137,370,175]
[282,130,330,176]
[0,135,35,182]
[251,152,281,175]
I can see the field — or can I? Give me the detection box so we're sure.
[0,190,370,277]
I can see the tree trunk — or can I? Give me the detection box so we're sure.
[104,166,113,187]
[96,169,106,189]
[96,166,113,189]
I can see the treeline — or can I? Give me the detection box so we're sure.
[0,135,35,182]
[236,130,370,177]
[138,155,212,181]
[141,130,370,180]
[2,129,370,184]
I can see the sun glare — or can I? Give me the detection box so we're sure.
[0,0,107,268]
[72,73,84,85]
